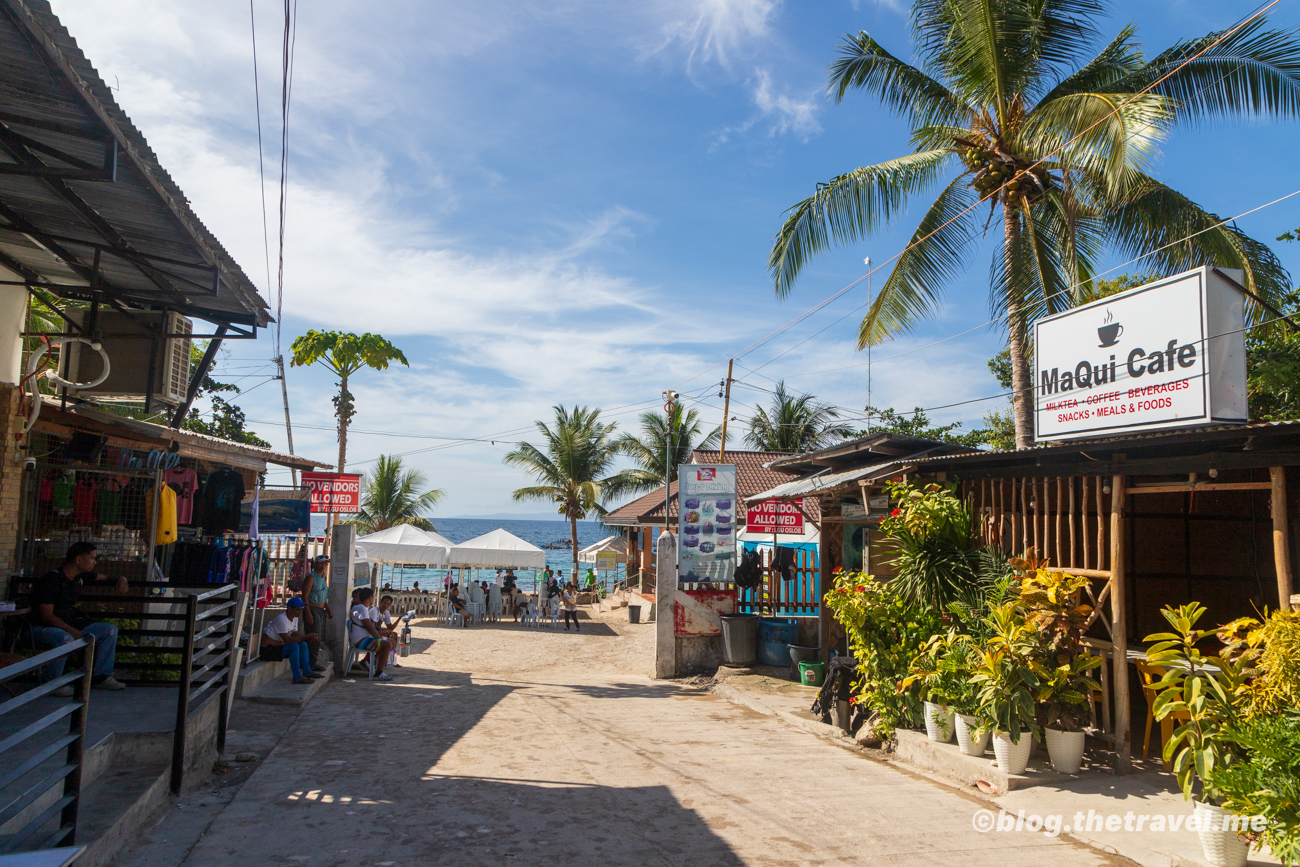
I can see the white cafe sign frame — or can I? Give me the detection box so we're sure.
[1033,266,1248,442]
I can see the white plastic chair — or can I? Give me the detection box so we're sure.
[544,597,560,627]
[487,585,503,622]
[343,641,378,680]
[444,598,467,627]
[521,600,540,627]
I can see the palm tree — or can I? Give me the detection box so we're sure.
[745,381,855,452]
[290,331,409,471]
[617,405,725,495]
[347,455,444,535]
[769,1,1299,448]
[504,406,641,577]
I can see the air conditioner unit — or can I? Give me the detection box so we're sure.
[60,310,194,405]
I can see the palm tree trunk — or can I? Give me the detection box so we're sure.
[337,371,349,472]
[1004,207,1035,450]
[570,513,579,585]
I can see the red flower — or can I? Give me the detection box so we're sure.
[855,585,866,592]
[890,508,901,517]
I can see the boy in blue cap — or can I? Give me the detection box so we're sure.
[259,598,323,684]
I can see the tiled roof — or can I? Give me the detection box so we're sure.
[603,450,819,526]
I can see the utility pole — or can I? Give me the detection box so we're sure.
[864,257,872,434]
[276,354,298,485]
[718,358,734,462]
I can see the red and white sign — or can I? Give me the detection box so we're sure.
[746,499,805,535]
[302,472,362,513]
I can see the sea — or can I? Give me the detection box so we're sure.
[309,515,622,592]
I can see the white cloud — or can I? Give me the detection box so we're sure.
[648,0,781,70]
[751,69,822,138]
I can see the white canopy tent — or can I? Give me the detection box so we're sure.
[577,535,626,565]
[355,525,453,566]
[449,528,547,570]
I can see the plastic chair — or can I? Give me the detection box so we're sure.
[520,601,539,627]
[444,599,467,627]
[488,585,503,622]
[343,641,378,680]
[1135,660,1190,769]
[545,597,560,627]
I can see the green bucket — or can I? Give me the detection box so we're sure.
[799,661,825,687]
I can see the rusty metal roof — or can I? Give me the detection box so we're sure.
[0,0,269,331]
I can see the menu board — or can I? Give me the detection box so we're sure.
[677,464,737,584]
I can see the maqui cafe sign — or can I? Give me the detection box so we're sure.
[1033,266,1248,442]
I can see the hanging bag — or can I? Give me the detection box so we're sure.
[286,542,309,593]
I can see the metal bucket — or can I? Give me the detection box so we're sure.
[720,613,759,665]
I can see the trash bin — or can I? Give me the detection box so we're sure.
[757,617,800,666]
[787,644,819,681]
[720,613,759,665]
[628,605,642,624]
[799,660,826,687]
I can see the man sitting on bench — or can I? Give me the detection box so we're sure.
[30,541,130,695]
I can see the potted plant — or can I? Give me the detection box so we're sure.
[1019,569,1102,775]
[902,630,969,743]
[972,601,1041,775]
[1146,603,1257,867]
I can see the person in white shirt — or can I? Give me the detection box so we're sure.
[350,588,394,682]
[369,594,400,667]
[258,598,321,684]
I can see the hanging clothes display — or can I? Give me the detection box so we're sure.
[164,465,200,525]
[72,478,98,524]
[147,484,178,545]
[199,468,246,533]
[97,476,126,524]
[52,473,74,516]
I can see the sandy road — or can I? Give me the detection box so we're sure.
[137,608,1127,866]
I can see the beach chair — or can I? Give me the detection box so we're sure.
[444,598,467,627]
[467,583,487,624]
[343,641,378,680]
[544,596,560,627]
[488,585,503,622]
[520,600,539,627]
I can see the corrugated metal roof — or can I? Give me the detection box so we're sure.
[0,0,270,329]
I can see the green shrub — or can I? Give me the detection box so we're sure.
[824,571,945,736]
[877,481,986,610]
[1206,712,1300,865]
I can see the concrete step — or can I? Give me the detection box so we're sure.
[75,759,171,867]
[241,661,334,708]
[236,646,333,698]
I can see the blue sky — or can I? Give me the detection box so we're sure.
[52,0,1300,515]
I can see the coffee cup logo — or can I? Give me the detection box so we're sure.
[1098,309,1123,347]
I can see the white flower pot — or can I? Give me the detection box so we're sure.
[1193,802,1249,867]
[955,714,990,756]
[923,701,955,742]
[992,730,1032,775]
[1044,728,1086,775]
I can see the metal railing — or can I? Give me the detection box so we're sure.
[54,581,243,793]
[170,584,244,793]
[0,638,94,854]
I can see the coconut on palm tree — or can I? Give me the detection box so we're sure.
[617,405,724,495]
[769,0,1299,448]
[504,406,641,577]
[347,455,444,535]
[746,381,855,452]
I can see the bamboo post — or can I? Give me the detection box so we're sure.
[1271,467,1293,611]
[1082,478,1092,570]
[1031,478,1041,557]
[1020,478,1029,556]
[1096,476,1106,568]
[1110,474,1131,773]
[996,479,1005,550]
[1055,477,1064,567]
[1068,478,1077,569]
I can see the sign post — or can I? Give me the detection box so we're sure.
[302,472,362,514]
[677,464,737,584]
[1034,267,1247,441]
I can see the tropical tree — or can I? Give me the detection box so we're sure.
[346,454,444,535]
[745,381,854,452]
[769,1,1299,448]
[504,406,641,577]
[289,331,408,472]
[617,405,724,495]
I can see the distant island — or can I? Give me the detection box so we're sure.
[445,513,605,522]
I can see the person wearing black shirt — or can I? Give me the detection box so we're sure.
[30,541,129,695]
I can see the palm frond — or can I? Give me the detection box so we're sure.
[1115,18,1300,124]
[829,31,972,128]
[1103,173,1292,327]
[769,150,953,297]
[861,174,979,347]
[1039,24,1145,101]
